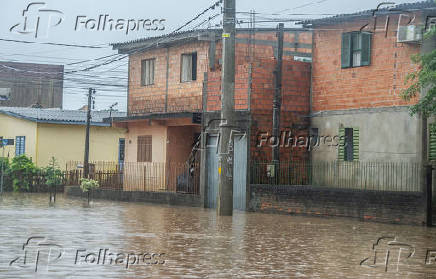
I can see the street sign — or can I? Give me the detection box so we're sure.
[0,139,14,147]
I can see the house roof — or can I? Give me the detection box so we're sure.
[300,0,436,27]
[111,111,199,123]
[111,28,309,54]
[0,107,126,126]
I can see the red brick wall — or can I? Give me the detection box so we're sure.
[205,31,312,162]
[127,30,312,116]
[250,58,311,162]
[311,14,422,112]
[206,30,312,112]
[205,43,251,112]
[128,41,209,115]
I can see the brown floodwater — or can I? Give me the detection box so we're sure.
[0,193,436,278]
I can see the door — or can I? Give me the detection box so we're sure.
[206,135,219,208]
[233,135,247,210]
[118,138,125,170]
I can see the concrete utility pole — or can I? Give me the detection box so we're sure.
[84,88,95,178]
[217,0,236,216]
[272,23,284,183]
[0,145,4,194]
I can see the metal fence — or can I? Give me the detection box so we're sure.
[66,161,200,194]
[251,161,423,192]
[0,170,66,192]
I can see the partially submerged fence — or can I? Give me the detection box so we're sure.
[0,170,66,192]
[251,161,423,192]
[66,161,200,194]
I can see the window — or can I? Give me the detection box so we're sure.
[430,124,436,161]
[181,52,197,82]
[338,128,359,161]
[137,136,152,162]
[15,136,25,156]
[344,128,354,161]
[341,32,372,68]
[118,138,125,163]
[141,59,155,86]
[426,17,436,31]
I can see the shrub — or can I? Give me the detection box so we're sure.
[80,178,100,193]
[9,155,37,192]
[42,157,64,188]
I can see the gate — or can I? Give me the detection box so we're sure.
[206,134,247,210]
[206,135,219,208]
[233,135,247,210]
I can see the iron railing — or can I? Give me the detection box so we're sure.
[251,161,422,192]
[66,161,200,194]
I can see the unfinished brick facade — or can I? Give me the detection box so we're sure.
[307,5,436,164]
[128,41,209,115]
[205,31,312,163]
[311,14,423,112]
[250,59,311,162]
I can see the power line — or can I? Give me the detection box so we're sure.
[0,38,109,49]
[275,0,330,14]
[173,0,223,33]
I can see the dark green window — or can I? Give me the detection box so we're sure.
[341,32,372,68]
[430,124,436,161]
[338,127,359,161]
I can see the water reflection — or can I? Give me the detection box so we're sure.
[0,193,435,278]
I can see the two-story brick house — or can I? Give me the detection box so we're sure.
[302,1,436,165]
[111,28,312,207]
[298,1,436,190]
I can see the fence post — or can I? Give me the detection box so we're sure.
[427,165,433,227]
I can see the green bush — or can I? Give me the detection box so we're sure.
[80,178,100,193]
[9,155,37,192]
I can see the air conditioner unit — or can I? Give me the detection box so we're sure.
[397,25,423,43]
[0,88,10,101]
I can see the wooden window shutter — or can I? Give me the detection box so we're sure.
[352,128,360,161]
[360,32,372,66]
[430,124,436,161]
[338,128,345,160]
[137,136,152,162]
[341,33,352,68]
[192,52,197,81]
[181,54,192,82]
[141,60,146,86]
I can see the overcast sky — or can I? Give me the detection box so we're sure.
[1,0,424,111]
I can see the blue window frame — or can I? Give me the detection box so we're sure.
[15,136,25,156]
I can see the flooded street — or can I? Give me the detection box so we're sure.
[0,193,435,278]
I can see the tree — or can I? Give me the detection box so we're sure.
[401,26,436,117]
[43,157,63,189]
